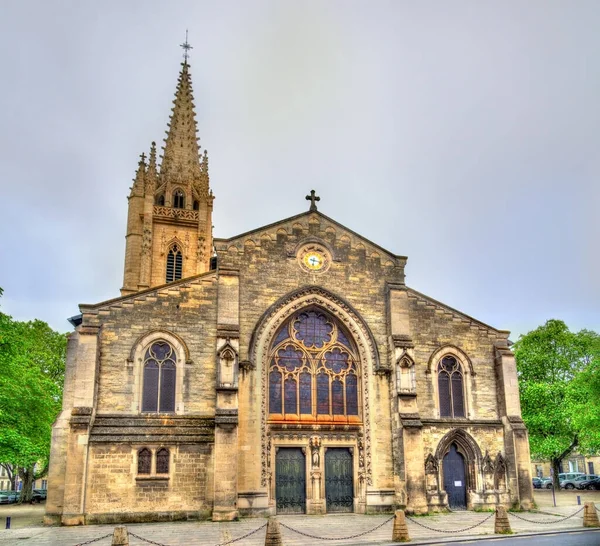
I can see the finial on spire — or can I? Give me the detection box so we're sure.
[139,152,147,165]
[180,29,193,63]
[306,190,320,212]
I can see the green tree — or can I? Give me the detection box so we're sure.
[514,319,600,486]
[0,289,67,502]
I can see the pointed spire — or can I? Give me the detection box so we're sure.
[160,61,203,181]
[130,152,147,197]
[145,141,158,192]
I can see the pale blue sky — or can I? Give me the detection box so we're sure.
[0,0,598,339]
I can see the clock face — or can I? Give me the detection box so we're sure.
[303,252,324,270]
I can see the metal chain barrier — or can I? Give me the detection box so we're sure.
[406,512,494,533]
[215,523,268,546]
[73,534,112,546]
[279,515,394,541]
[129,523,268,546]
[508,507,584,524]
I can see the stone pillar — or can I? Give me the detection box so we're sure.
[46,324,100,525]
[213,270,240,521]
[494,506,512,534]
[495,345,534,510]
[388,285,428,514]
[392,509,410,542]
[111,526,129,545]
[264,517,283,545]
[583,502,600,527]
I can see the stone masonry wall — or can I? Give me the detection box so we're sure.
[85,443,213,521]
[215,212,406,495]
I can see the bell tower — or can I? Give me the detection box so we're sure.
[121,52,214,296]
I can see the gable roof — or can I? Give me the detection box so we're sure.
[214,209,406,261]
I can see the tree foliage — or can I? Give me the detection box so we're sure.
[514,319,600,483]
[0,289,67,500]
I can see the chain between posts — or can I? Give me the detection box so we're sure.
[279,515,394,540]
[406,512,494,533]
[508,507,584,524]
[73,534,112,546]
[129,523,268,546]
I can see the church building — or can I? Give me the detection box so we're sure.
[45,54,533,525]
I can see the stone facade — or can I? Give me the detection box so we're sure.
[45,58,533,526]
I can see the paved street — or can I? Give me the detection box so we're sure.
[0,494,598,546]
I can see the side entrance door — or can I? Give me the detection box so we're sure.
[276,447,306,514]
[325,448,354,513]
[443,444,467,509]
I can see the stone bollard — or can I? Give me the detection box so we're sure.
[392,509,411,542]
[111,525,129,546]
[264,517,283,546]
[494,506,512,534]
[583,502,600,528]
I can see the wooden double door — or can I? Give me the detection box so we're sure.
[275,447,354,514]
[443,444,467,509]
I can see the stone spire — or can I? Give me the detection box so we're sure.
[145,141,158,193]
[159,62,203,182]
[130,153,146,197]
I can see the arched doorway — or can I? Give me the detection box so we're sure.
[443,444,467,509]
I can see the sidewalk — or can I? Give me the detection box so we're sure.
[0,503,597,546]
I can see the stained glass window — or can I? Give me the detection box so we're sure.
[142,342,176,413]
[269,371,282,414]
[138,448,151,474]
[346,374,358,416]
[332,379,344,415]
[268,308,361,423]
[284,378,297,414]
[294,311,333,348]
[156,448,170,474]
[317,373,330,414]
[438,356,464,418]
[299,373,312,414]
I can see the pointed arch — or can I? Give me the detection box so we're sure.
[427,344,475,375]
[250,285,379,488]
[435,428,482,462]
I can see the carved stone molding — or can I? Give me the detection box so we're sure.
[254,286,377,487]
[153,205,199,221]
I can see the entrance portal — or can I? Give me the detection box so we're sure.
[443,444,467,509]
[325,448,354,513]
[276,448,306,514]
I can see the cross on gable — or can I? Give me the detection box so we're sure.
[305,190,320,212]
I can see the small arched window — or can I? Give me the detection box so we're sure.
[156,194,165,206]
[438,356,465,418]
[166,244,183,283]
[156,448,170,474]
[142,342,176,413]
[193,200,199,211]
[138,448,151,474]
[173,189,185,209]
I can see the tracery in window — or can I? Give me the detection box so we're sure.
[173,189,185,209]
[166,244,183,283]
[142,341,176,413]
[438,355,465,418]
[156,448,170,474]
[137,448,151,474]
[268,309,360,423]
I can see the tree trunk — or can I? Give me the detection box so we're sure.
[18,467,34,503]
[551,458,561,489]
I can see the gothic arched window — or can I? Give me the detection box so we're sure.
[156,448,170,474]
[137,448,151,474]
[438,355,465,418]
[268,309,360,423]
[156,194,165,206]
[193,200,199,211]
[166,244,183,283]
[173,189,185,209]
[142,341,176,413]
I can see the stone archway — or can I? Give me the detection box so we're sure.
[249,286,379,513]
